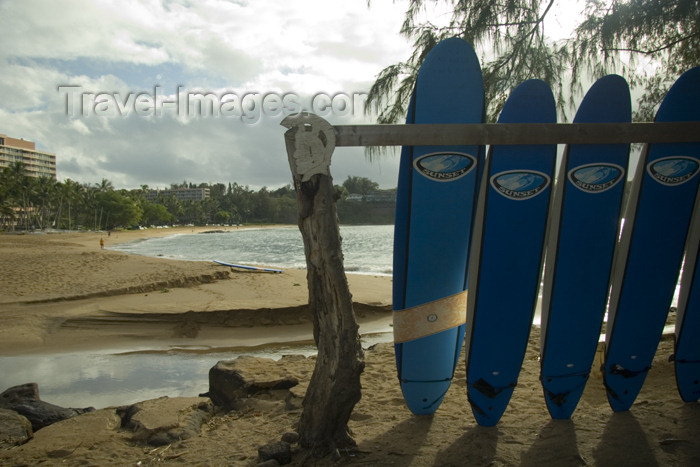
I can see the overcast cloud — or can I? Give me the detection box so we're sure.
[0,0,415,190]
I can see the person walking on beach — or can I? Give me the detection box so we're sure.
[100,238,104,249]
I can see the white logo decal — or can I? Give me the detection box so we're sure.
[569,163,625,193]
[490,170,550,200]
[414,152,476,182]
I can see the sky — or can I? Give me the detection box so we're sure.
[0,0,584,191]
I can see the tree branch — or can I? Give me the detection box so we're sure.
[601,31,700,55]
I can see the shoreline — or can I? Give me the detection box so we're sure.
[0,225,392,356]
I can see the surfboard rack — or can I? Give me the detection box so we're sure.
[281,66,700,420]
[332,122,700,147]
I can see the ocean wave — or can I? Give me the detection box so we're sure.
[111,225,394,276]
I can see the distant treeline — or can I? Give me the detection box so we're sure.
[0,163,395,230]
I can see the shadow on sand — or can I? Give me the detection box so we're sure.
[594,411,659,466]
[520,419,583,466]
[433,424,499,466]
[355,414,434,464]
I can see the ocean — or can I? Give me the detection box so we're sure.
[110,224,394,275]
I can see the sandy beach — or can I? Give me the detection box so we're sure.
[0,226,392,356]
[1,227,698,466]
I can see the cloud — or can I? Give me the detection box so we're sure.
[0,0,411,190]
[69,119,91,135]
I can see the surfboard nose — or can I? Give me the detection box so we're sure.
[466,383,515,427]
[603,366,650,412]
[542,374,590,419]
[400,380,453,415]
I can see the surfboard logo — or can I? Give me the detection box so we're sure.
[490,170,550,200]
[647,156,700,186]
[413,152,476,182]
[568,163,625,193]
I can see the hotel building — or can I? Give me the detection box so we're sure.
[146,187,211,202]
[0,134,57,179]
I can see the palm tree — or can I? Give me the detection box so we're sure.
[81,183,100,230]
[4,162,33,230]
[32,176,58,230]
[60,179,83,230]
[95,178,114,192]
[0,179,16,230]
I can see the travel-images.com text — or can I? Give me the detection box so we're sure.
[58,85,370,124]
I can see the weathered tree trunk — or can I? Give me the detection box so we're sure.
[281,113,365,457]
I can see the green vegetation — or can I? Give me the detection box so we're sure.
[0,163,395,230]
[367,0,699,125]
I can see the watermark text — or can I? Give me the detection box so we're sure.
[58,85,369,124]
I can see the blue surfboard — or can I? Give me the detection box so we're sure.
[465,79,556,426]
[674,191,700,402]
[393,37,485,415]
[539,75,631,419]
[603,66,700,412]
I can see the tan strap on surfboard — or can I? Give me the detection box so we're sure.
[393,290,468,343]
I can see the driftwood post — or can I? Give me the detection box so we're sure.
[281,112,365,456]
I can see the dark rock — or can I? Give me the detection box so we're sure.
[0,383,40,409]
[257,460,281,467]
[2,383,94,431]
[258,440,292,464]
[280,431,299,444]
[147,431,174,447]
[115,404,141,428]
[0,408,33,448]
[208,356,299,409]
[12,401,94,431]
